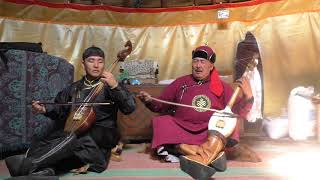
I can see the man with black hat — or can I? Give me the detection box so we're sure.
[5,46,136,178]
[138,45,253,176]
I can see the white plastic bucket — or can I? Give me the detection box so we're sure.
[288,86,316,140]
[263,117,288,139]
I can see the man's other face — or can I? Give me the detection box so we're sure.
[82,56,105,79]
[192,57,214,81]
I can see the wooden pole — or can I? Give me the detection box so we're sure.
[312,96,320,143]
[316,104,320,143]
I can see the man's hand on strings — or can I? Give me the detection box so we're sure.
[32,100,46,114]
[100,71,118,89]
[137,91,152,103]
[235,76,253,100]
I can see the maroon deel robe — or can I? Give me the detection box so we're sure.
[146,75,252,149]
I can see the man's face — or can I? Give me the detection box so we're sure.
[82,56,105,79]
[192,57,214,81]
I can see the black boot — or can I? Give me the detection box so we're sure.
[179,152,227,179]
[5,155,28,177]
[179,131,227,179]
[209,151,227,172]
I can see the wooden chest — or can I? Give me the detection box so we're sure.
[117,84,166,143]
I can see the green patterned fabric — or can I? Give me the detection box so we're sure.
[0,50,74,155]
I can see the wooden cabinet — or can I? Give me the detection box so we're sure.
[117,84,166,143]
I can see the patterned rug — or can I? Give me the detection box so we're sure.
[0,138,319,180]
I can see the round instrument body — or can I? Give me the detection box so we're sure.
[208,106,237,137]
[64,106,96,133]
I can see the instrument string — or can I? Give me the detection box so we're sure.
[149,96,237,118]
[69,82,97,132]
[70,82,104,132]
[130,90,236,118]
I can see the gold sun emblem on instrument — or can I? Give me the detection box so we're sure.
[73,113,82,120]
[192,95,211,112]
[216,120,225,128]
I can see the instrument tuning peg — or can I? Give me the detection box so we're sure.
[254,58,259,65]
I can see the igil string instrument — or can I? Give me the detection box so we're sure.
[208,55,258,137]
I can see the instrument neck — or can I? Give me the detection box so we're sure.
[227,87,241,108]
[107,59,118,72]
[226,70,249,108]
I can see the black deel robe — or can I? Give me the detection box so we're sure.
[28,77,136,173]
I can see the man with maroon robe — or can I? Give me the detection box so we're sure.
[138,45,253,165]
